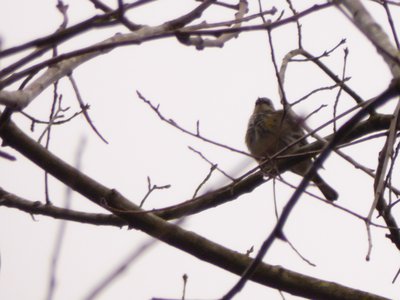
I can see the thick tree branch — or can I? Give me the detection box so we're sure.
[3,111,399,252]
[155,113,395,219]
[0,187,125,227]
[176,0,250,49]
[338,0,400,76]
[223,75,400,300]
[0,112,389,300]
[0,3,334,98]
[0,1,215,108]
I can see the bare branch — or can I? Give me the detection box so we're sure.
[338,0,400,76]
[222,80,400,299]
[176,0,250,49]
[182,273,188,300]
[20,107,86,127]
[333,48,349,132]
[188,146,235,181]
[0,2,218,108]
[192,164,217,198]
[0,105,394,299]
[285,0,303,48]
[165,0,217,29]
[154,112,396,220]
[88,0,142,30]
[45,135,86,300]
[139,177,171,208]
[137,91,251,157]
[84,217,185,300]
[68,74,108,144]
[0,187,126,226]
[291,81,349,107]
[0,149,16,161]
[371,101,400,214]
[382,0,400,49]
[285,238,316,267]
[0,1,149,60]
[0,3,333,97]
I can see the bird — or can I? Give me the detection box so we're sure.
[245,97,338,201]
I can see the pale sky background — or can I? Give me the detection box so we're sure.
[0,1,400,299]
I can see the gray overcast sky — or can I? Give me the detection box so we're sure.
[0,1,399,299]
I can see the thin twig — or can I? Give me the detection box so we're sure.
[291,81,349,107]
[303,104,327,122]
[267,26,288,106]
[84,218,184,300]
[137,91,251,157]
[188,146,234,181]
[0,149,16,161]
[365,221,373,261]
[333,48,349,132]
[383,139,400,206]
[42,83,62,204]
[0,1,149,59]
[139,176,171,208]
[392,265,400,283]
[176,0,249,49]
[185,7,277,32]
[68,74,108,144]
[272,178,279,220]
[182,273,188,300]
[221,80,400,300]
[300,50,368,108]
[290,38,346,62]
[257,0,268,24]
[192,165,217,199]
[20,108,86,127]
[45,136,86,300]
[42,5,70,206]
[339,131,388,148]
[195,0,239,10]
[88,0,141,30]
[369,98,400,230]
[285,238,316,267]
[278,290,286,300]
[0,4,332,90]
[382,0,400,49]
[286,0,303,48]
[38,95,70,144]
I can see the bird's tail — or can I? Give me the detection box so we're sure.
[312,173,338,201]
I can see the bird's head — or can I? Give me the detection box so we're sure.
[254,97,275,113]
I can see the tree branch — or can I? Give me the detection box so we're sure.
[0,187,126,226]
[0,108,390,300]
[338,0,400,76]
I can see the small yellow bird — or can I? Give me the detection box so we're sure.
[245,97,338,201]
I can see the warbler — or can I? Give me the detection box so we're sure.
[245,97,338,201]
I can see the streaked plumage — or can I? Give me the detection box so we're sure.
[245,98,338,201]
